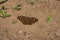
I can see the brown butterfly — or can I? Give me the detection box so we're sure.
[17,16,38,25]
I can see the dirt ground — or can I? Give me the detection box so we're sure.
[0,0,60,40]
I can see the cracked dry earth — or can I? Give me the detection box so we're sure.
[0,0,60,40]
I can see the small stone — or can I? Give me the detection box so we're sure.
[19,30,23,34]
[26,35,30,38]
[0,36,2,39]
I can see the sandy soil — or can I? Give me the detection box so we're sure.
[0,0,60,40]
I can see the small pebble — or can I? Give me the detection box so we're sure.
[19,30,23,34]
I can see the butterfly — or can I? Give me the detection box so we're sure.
[17,16,38,25]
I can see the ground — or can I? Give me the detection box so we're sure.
[0,0,60,40]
